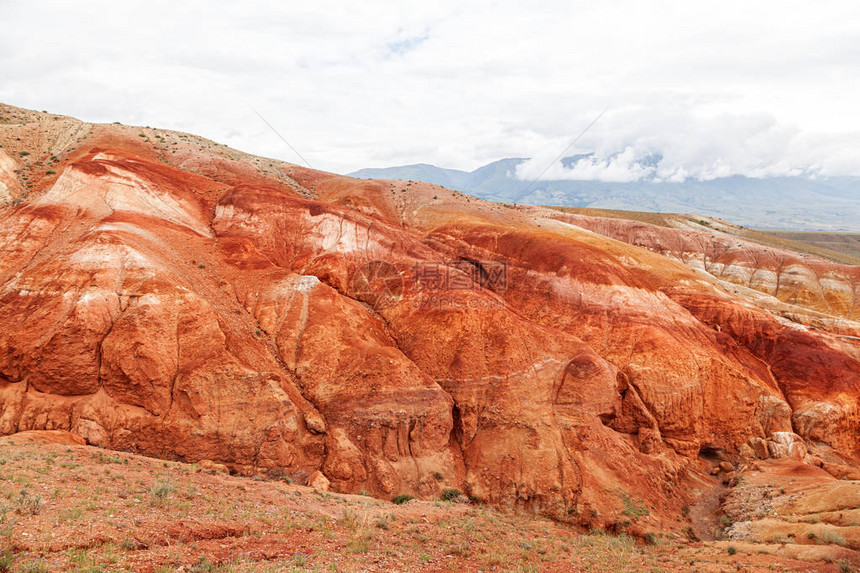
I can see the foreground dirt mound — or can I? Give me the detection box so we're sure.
[0,105,858,540]
[1,435,851,572]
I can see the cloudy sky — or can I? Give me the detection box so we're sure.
[2,1,859,181]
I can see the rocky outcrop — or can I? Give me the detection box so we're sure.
[552,211,860,321]
[0,106,858,532]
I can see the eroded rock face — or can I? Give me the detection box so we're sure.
[0,108,858,530]
[552,211,860,321]
[0,149,20,204]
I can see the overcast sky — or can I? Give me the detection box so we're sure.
[2,1,859,181]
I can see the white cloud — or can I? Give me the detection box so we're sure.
[1,0,859,179]
[517,104,860,182]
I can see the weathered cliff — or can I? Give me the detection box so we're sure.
[0,105,858,534]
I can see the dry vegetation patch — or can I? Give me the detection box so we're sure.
[0,435,850,572]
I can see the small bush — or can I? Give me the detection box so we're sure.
[16,559,47,573]
[45,169,56,175]
[820,529,848,547]
[189,555,220,572]
[18,151,29,156]
[838,559,854,573]
[441,488,463,501]
[347,532,372,554]
[94,453,125,464]
[149,479,176,505]
[618,491,650,520]
[0,549,13,573]
[685,526,699,541]
[393,494,414,505]
[16,491,44,516]
[58,507,83,523]
[727,545,737,555]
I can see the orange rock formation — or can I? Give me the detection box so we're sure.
[0,105,857,533]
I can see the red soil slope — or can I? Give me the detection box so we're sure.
[0,105,858,538]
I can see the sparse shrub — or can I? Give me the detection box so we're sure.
[720,515,732,527]
[820,529,848,547]
[347,531,372,553]
[45,169,56,174]
[58,507,83,523]
[339,508,359,530]
[18,151,29,156]
[808,532,816,540]
[16,491,44,516]
[644,532,658,545]
[189,555,220,572]
[16,559,48,573]
[94,453,125,464]
[0,549,12,573]
[618,491,649,520]
[441,488,463,501]
[839,559,854,573]
[148,478,176,506]
[68,548,102,570]
[727,545,737,555]
[393,494,414,505]
[685,526,699,541]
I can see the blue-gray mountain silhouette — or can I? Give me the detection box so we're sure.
[350,158,860,231]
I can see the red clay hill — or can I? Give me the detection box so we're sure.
[1,104,858,538]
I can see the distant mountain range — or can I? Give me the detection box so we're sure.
[349,158,860,232]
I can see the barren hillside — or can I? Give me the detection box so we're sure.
[1,104,859,570]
